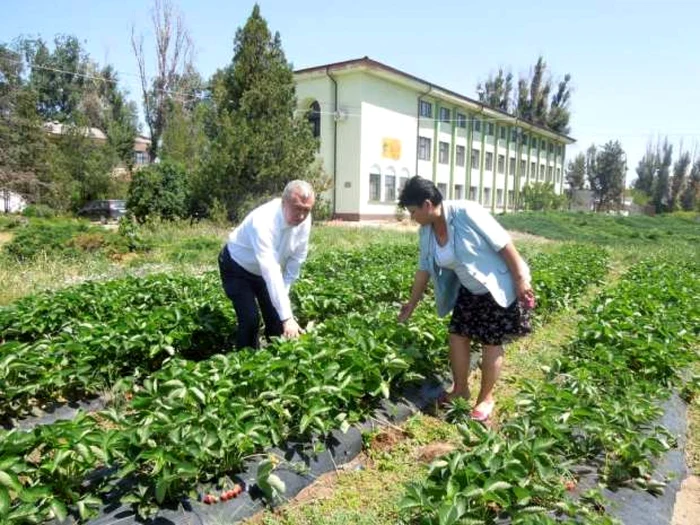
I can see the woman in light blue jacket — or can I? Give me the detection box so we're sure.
[397,176,535,421]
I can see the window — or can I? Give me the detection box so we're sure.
[440,107,451,123]
[487,122,495,136]
[418,137,431,161]
[508,190,514,207]
[454,184,464,200]
[439,141,450,164]
[385,174,396,201]
[500,127,506,140]
[521,134,528,147]
[369,173,381,201]
[530,162,536,176]
[457,113,467,128]
[473,119,481,133]
[483,188,492,206]
[472,148,481,169]
[456,145,465,167]
[541,139,547,149]
[497,189,504,206]
[547,166,553,181]
[399,176,409,193]
[540,164,546,179]
[509,157,516,175]
[510,128,518,142]
[437,183,448,197]
[556,168,561,182]
[419,100,433,118]
[520,159,526,175]
[485,152,494,171]
[469,186,478,200]
[308,101,321,139]
[548,143,554,154]
[134,151,148,165]
[497,154,505,174]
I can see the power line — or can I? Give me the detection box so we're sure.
[0,55,202,102]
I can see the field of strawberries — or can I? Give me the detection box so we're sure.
[2,240,696,524]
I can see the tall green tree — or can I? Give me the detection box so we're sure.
[476,68,513,112]
[565,153,586,189]
[651,140,672,213]
[479,56,572,134]
[588,141,626,211]
[680,159,700,211]
[132,0,195,162]
[669,151,690,211]
[0,43,52,203]
[202,4,319,220]
[633,143,658,196]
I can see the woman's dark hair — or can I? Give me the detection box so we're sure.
[398,176,443,208]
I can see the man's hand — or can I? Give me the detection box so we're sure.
[398,301,417,323]
[282,318,303,338]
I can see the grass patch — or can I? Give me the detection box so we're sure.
[256,415,461,525]
[497,211,700,250]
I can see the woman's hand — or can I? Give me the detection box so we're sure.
[398,301,417,323]
[516,280,536,309]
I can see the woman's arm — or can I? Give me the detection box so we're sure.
[500,243,535,306]
[398,270,430,322]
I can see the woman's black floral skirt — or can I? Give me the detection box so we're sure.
[447,286,532,346]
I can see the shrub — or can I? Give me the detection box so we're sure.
[127,161,189,222]
[22,204,57,218]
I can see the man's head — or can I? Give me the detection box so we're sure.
[282,180,315,226]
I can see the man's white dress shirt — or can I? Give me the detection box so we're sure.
[226,198,310,321]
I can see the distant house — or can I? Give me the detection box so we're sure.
[43,121,151,178]
[1,190,27,213]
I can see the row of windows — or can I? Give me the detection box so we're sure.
[419,137,562,180]
[418,100,564,155]
[369,174,410,203]
[369,169,559,208]
[368,172,558,205]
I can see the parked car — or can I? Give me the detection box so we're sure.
[78,200,127,221]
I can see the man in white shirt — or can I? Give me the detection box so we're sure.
[218,180,315,350]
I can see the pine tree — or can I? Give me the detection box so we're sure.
[204,4,318,219]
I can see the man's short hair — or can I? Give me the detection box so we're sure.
[398,176,443,208]
[283,180,314,201]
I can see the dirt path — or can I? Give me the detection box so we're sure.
[0,231,14,247]
[672,475,700,525]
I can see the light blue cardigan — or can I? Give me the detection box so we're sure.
[418,200,529,317]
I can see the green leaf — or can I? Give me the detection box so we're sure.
[155,479,168,504]
[0,486,10,516]
[267,474,286,496]
[49,499,68,521]
[0,471,22,493]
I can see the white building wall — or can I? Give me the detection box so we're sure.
[295,66,571,219]
[1,191,27,213]
[357,74,419,217]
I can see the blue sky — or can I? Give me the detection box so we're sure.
[3,0,699,184]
